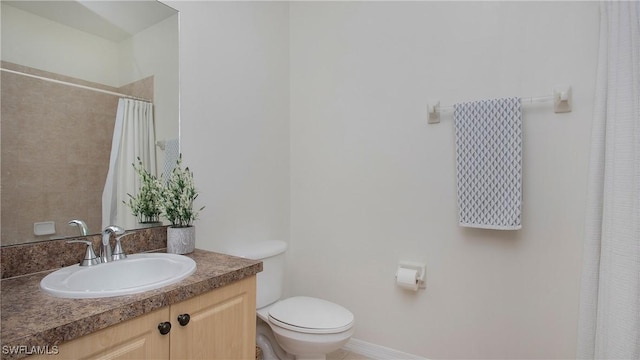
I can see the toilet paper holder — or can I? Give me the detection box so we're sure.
[396,261,426,289]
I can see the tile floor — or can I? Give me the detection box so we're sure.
[327,349,373,360]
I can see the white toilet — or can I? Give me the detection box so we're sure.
[227,240,354,360]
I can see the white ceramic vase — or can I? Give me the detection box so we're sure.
[167,226,195,254]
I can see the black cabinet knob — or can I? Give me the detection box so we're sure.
[158,321,172,335]
[177,314,190,326]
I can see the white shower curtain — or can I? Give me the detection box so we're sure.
[577,2,639,359]
[102,98,156,230]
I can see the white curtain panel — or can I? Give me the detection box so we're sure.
[102,99,156,230]
[577,2,640,359]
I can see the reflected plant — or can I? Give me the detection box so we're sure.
[125,157,163,223]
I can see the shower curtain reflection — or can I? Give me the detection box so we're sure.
[102,98,157,230]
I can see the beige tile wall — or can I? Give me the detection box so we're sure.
[1,62,152,245]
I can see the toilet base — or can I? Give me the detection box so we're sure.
[257,320,294,360]
[257,318,349,360]
[256,317,353,360]
[293,355,326,360]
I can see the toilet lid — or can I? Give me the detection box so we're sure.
[268,296,354,334]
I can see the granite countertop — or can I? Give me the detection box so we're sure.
[0,249,262,360]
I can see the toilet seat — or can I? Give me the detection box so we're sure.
[268,296,354,335]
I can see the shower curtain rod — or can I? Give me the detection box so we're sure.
[0,67,151,102]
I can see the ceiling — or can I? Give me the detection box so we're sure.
[4,0,177,42]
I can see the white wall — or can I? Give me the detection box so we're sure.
[167,1,598,358]
[167,1,290,253]
[289,2,598,359]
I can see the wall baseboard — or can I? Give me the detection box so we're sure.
[342,338,427,360]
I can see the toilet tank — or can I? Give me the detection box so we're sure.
[226,240,287,309]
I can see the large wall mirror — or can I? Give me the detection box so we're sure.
[1,0,179,246]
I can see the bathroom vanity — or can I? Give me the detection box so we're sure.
[0,247,262,360]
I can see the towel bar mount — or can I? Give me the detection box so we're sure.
[427,85,573,124]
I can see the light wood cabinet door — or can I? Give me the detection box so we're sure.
[31,307,170,360]
[29,276,257,360]
[169,276,257,360]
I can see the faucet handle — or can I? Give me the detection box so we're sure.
[112,233,133,261]
[67,240,101,266]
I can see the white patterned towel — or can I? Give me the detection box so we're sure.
[454,97,522,230]
[163,138,180,184]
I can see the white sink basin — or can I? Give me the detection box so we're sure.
[40,253,197,298]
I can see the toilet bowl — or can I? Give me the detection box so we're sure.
[259,296,354,359]
[226,241,355,360]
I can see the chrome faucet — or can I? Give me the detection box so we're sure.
[68,219,89,236]
[101,225,125,263]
